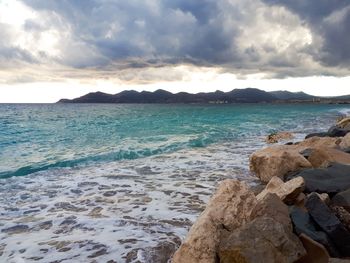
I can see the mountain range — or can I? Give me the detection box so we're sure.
[58,88,349,104]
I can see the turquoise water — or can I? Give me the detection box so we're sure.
[1,103,349,262]
[0,103,347,178]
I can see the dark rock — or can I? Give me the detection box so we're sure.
[305,193,350,257]
[289,206,338,257]
[1,225,29,234]
[305,132,329,139]
[332,188,350,212]
[54,202,87,212]
[291,163,350,195]
[300,148,314,159]
[297,233,330,263]
[328,126,350,137]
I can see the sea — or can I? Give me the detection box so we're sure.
[0,103,349,262]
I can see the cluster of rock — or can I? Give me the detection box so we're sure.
[172,117,350,263]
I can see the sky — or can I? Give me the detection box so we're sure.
[0,0,350,102]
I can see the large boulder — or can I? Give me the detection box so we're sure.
[297,137,341,149]
[250,145,311,182]
[257,176,305,205]
[289,206,338,257]
[305,193,350,257]
[172,180,256,263]
[337,117,350,129]
[250,193,292,231]
[332,189,350,212]
[218,217,306,263]
[307,147,350,168]
[291,163,350,195]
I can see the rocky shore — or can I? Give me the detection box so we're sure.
[172,117,350,263]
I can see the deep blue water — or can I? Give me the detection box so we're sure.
[0,103,348,178]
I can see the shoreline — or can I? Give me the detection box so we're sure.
[173,117,350,262]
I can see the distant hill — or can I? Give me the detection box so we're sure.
[57,88,349,104]
[270,90,316,100]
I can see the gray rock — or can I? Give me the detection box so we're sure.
[291,163,350,195]
[289,206,338,257]
[332,188,350,212]
[328,126,350,137]
[305,193,350,257]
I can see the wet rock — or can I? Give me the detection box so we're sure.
[1,225,29,234]
[305,132,329,139]
[332,188,350,212]
[218,217,306,263]
[172,180,257,263]
[103,190,117,197]
[266,131,294,144]
[250,193,292,231]
[305,193,350,257]
[297,233,329,263]
[37,220,53,230]
[292,163,350,195]
[250,145,311,182]
[328,126,350,137]
[307,147,350,168]
[257,176,305,205]
[144,239,182,263]
[289,206,337,256]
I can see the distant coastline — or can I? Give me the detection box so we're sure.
[57,88,350,104]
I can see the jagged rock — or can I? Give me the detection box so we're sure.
[339,133,350,149]
[295,193,306,208]
[337,117,350,129]
[332,188,350,212]
[250,146,311,182]
[250,193,292,231]
[307,148,350,168]
[328,126,350,137]
[257,176,305,205]
[297,137,341,149]
[330,205,350,231]
[218,217,306,263]
[305,193,350,257]
[289,206,338,257]
[266,132,294,144]
[316,193,330,205]
[172,180,256,263]
[297,234,329,263]
[292,163,350,195]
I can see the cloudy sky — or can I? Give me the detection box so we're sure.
[1,0,350,102]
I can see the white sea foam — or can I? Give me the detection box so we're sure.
[0,130,314,263]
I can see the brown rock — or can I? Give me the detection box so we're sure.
[295,193,306,209]
[250,193,292,231]
[172,180,257,263]
[257,176,305,205]
[329,259,350,263]
[339,133,350,149]
[297,234,329,263]
[307,148,350,168]
[250,145,311,182]
[266,132,294,144]
[297,136,341,149]
[337,117,350,129]
[219,217,306,263]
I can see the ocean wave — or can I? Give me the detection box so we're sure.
[0,136,213,179]
[333,107,350,116]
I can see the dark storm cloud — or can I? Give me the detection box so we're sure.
[1,0,350,82]
[262,0,350,67]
